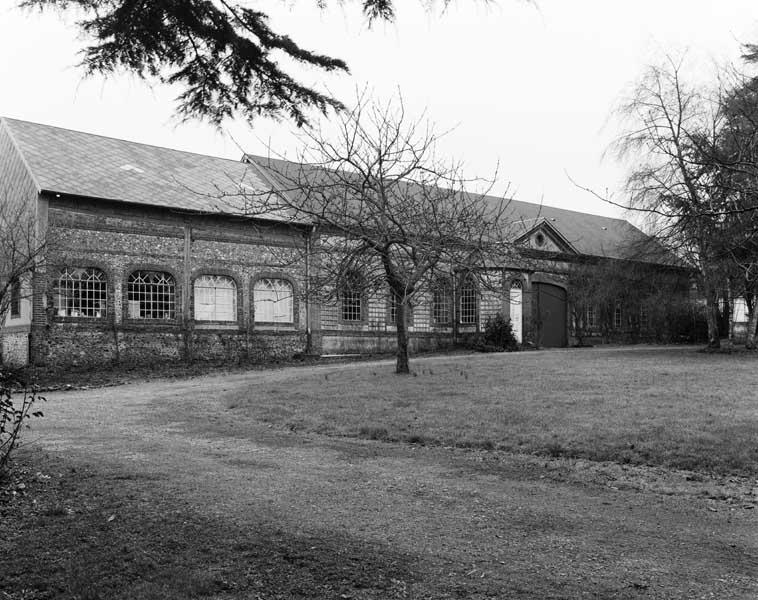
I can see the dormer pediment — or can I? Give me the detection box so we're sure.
[515,219,578,255]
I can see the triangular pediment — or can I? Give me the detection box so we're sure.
[514,219,578,255]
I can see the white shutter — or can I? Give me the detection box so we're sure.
[510,280,523,343]
[254,279,294,323]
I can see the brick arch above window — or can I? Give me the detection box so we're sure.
[530,273,567,291]
[54,267,108,319]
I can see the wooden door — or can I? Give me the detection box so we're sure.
[535,282,567,348]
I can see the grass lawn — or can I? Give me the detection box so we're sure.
[3,345,758,599]
[223,346,758,476]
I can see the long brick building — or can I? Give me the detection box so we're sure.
[0,118,682,368]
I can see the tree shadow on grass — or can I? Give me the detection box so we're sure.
[2,454,414,600]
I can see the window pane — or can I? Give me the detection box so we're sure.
[254,278,294,323]
[459,277,477,324]
[194,275,236,321]
[10,280,20,318]
[55,267,107,318]
[342,291,362,321]
[586,306,596,328]
[432,279,452,325]
[614,305,622,329]
[127,270,175,319]
[340,272,363,322]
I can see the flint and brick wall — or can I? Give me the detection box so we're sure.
[0,123,39,367]
[318,269,534,353]
[30,196,310,369]
[319,289,457,354]
[22,196,553,368]
[1,330,30,367]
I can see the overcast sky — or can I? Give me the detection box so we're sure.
[1,1,757,220]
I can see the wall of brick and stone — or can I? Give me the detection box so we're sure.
[28,195,593,365]
[0,123,39,367]
[318,268,534,353]
[1,329,29,367]
[30,196,311,369]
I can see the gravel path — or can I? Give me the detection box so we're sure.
[31,359,758,599]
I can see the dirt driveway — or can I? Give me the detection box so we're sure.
[27,357,758,599]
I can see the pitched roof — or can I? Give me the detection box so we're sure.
[245,154,671,264]
[2,117,670,263]
[0,117,281,217]
[501,200,671,263]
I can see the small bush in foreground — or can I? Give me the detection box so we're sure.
[482,313,519,351]
[1,369,44,479]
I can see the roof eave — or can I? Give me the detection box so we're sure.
[42,189,312,228]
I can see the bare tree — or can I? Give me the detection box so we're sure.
[565,256,699,346]
[0,182,46,475]
[0,182,44,326]
[565,260,605,346]
[610,57,730,348]
[246,94,517,374]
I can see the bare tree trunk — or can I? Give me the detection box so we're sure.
[572,308,586,347]
[704,286,721,349]
[727,278,736,347]
[745,308,758,349]
[745,282,758,349]
[395,301,410,374]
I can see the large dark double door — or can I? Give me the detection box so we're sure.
[534,282,567,348]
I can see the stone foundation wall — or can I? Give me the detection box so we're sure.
[1,331,30,367]
[320,331,454,355]
[32,322,307,369]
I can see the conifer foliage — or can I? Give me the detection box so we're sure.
[21,0,452,125]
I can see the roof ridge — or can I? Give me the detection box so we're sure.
[502,196,630,223]
[248,153,628,223]
[1,116,246,167]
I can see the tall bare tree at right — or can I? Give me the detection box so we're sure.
[611,58,731,348]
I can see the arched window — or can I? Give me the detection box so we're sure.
[459,275,478,325]
[194,275,237,321]
[340,271,364,322]
[127,270,175,320]
[431,278,452,325]
[639,306,649,329]
[9,279,21,319]
[55,267,107,318]
[510,279,523,343]
[614,303,623,329]
[586,305,596,329]
[254,278,294,323]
